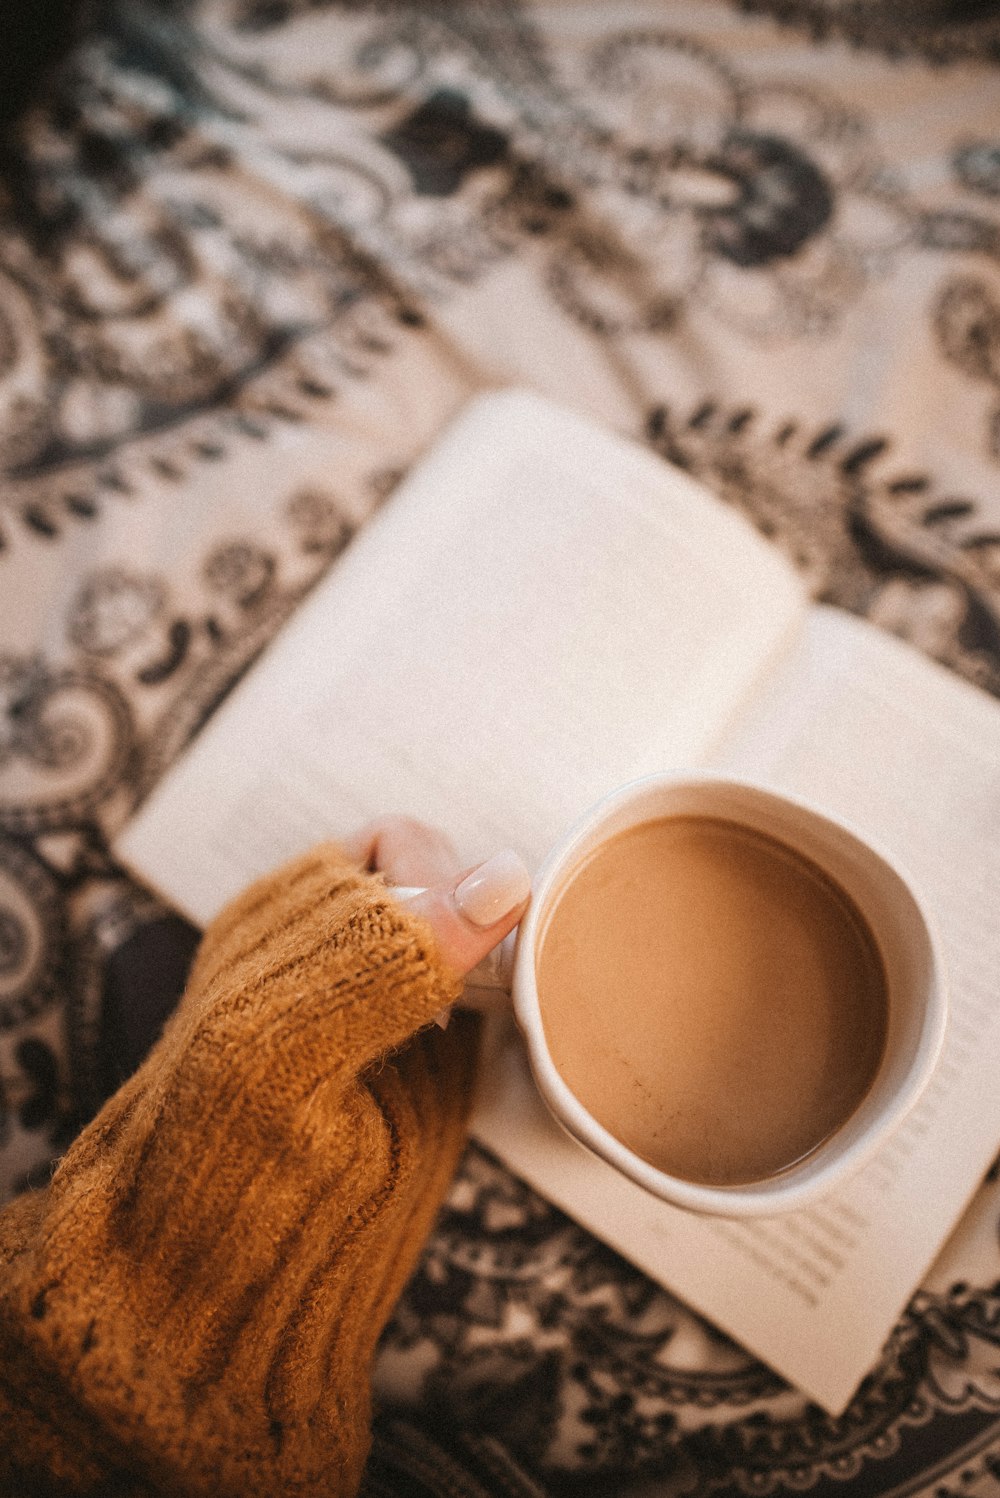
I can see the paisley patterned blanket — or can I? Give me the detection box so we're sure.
[1,3,999,1494]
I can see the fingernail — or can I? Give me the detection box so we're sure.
[454,850,531,927]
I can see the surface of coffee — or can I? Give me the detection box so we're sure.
[536,815,888,1186]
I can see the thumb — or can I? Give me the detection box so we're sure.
[395,849,532,980]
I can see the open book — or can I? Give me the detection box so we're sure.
[116,390,1000,1416]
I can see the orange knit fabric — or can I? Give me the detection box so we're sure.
[0,844,478,1497]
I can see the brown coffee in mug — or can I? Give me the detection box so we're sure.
[535,814,889,1188]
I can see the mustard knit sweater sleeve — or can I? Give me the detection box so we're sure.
[0,843,479,1498]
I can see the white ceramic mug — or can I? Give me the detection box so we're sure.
[400,772,947,1216]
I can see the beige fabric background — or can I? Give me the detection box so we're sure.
[0,4,998,1493]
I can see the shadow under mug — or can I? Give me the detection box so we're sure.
[399,773,948,1216]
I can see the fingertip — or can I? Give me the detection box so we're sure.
[340,823,377,867]
[395,851,531,981]
[453,850,532,928]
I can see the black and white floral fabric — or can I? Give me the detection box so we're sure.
[1,4,998,1495]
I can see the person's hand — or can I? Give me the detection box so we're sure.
[0,825,530,1496]
[341,815,531,982]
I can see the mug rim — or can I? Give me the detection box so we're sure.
[511,771,948,1216]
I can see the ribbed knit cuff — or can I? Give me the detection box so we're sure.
[0,844,479,1497]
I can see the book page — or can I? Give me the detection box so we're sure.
[116,389,804,925]
[472,606,1000,1415]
